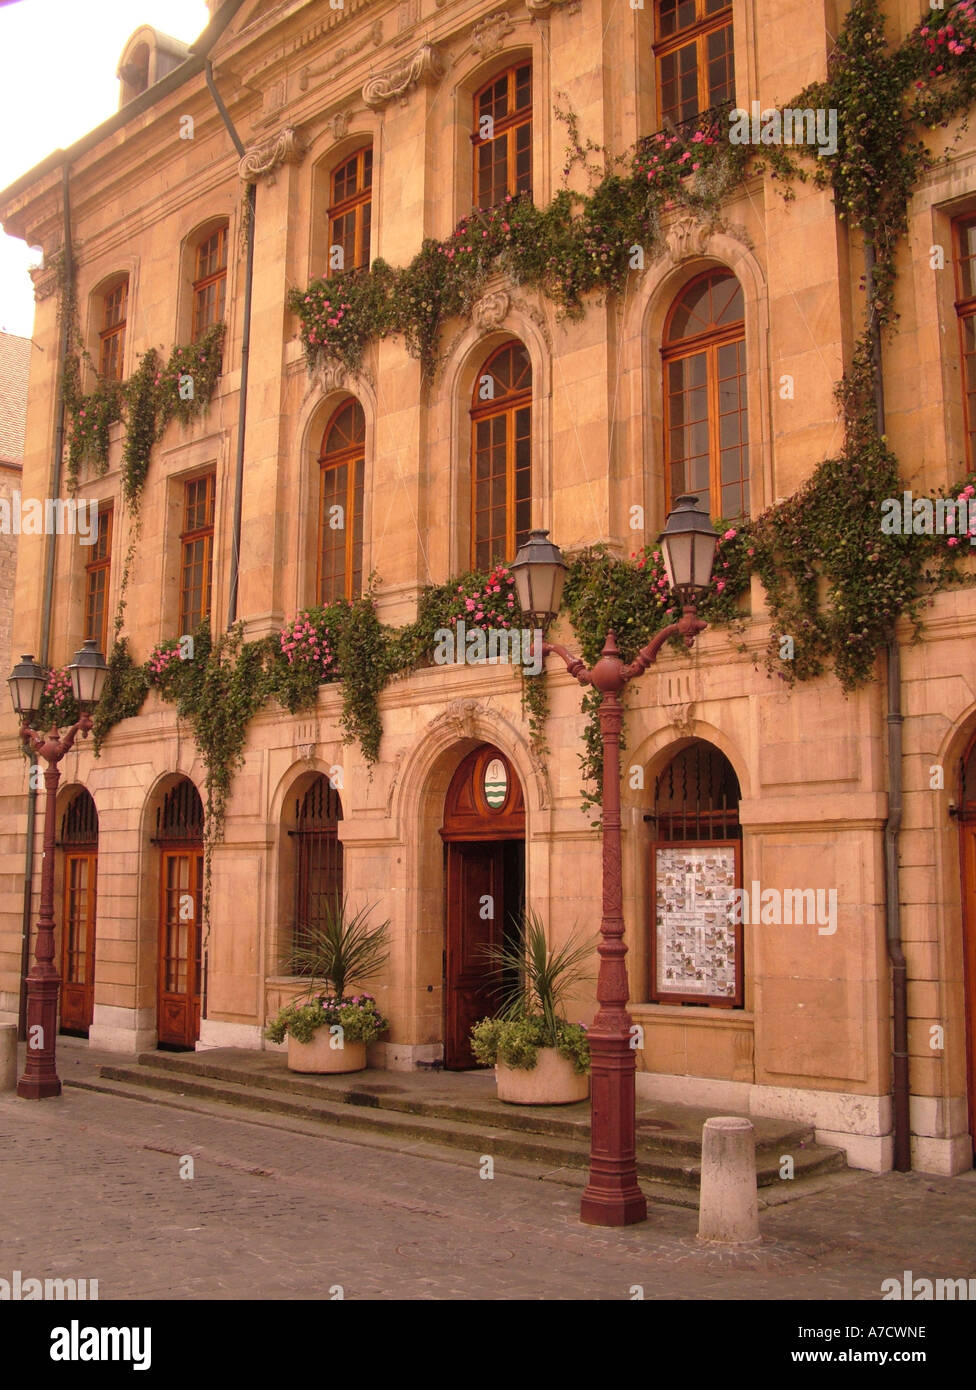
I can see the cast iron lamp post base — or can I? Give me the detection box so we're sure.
[17,713,93,1100]
[544,608,707,1227]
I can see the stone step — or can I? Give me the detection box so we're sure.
[86,1054,847,1191]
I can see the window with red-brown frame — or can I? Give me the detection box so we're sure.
[179,473,215,634]
[955,214,976,470]
[83,504,113,656]
[318,399,365,604]
[470,341,532,571]
[472,64,532,208]
[98,280,128,381]
[654,0,734,130]
[327,147,372,276]
[191,226,227,342]
[662,269,748,520]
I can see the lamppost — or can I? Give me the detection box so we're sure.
[7,639,108,1099]
[511,496,719,1226]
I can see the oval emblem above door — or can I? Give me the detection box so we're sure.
[483,757,508,809]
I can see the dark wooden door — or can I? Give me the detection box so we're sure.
[61,850,96,1035]
[961,826,976,1157]
[158,849,203,1048]
[445,842,506,1069]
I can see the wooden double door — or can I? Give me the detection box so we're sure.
[959,824,976,1157]
[158,849,204,1049]
[442,745,525,1070]
[61,850,97,1035]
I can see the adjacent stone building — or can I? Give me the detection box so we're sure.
[0,0,975,1176]
[0,332,31,681]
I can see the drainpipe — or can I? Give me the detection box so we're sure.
[18,162,73,1039]
[201,60,256,1030]
[865,236,911,1171]
[203,59,254,630]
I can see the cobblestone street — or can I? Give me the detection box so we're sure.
[2,1078,975,1304]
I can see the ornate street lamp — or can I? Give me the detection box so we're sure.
[511,497,718,1226]
[8,639,108,1099]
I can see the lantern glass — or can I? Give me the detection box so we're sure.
[67,640,108,712]
[658,495,719,602]
[510,530,568,631]
[8,654,47,720]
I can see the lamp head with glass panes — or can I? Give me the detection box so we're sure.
[510,529,569,634]
[658,495,719,607]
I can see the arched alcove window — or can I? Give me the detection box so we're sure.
[328,146,372,275]
[58,789,98,1036]
[648,741,742,1006]
[473,63,532,206]
[470,340,531,570]
[653,0,734,131]
[96,276,128,380]
[318,399,365,602]
[153,778,204,1049]
[662,268,747,519]
[953,215,976,470]
[191,223,228,341]
[289,775,343,965]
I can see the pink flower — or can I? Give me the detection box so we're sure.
[723,528,737,540]
[715,579,726,592]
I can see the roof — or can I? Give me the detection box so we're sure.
[0,331,31,465]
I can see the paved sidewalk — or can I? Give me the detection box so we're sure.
[0,1040,974,1301]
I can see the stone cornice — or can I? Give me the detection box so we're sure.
[362,41,445,109]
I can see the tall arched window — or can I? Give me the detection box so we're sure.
[291,775,343,963]
[59,789,99,1036]
[649,741,742,1006]
[98,277,128,380]
[472,63,532,207]
[663,269,747,519]
[191,223,228,341]
[470,341,531,570]
[318,399,365,603]
[328,146,372,275]
[954,214,976,470]
[653,0,734,130]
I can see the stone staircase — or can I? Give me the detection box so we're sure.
[70,1047,850,1206]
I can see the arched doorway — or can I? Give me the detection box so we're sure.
[648,741,743,1006]
[154,778,204,1049]
[956,735,976,1155]
[59,789,98,1036]
[440,744,525,1069]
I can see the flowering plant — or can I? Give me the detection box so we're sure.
[35,667,79,729]
[145,640,185,692]
[264,993,389,1045]
[442,563,520,635]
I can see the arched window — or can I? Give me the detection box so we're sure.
[470,341,531,571]
[291,776,343,964]
[328,147,372,275]
[59,789,99,1036]
[154,778,205,1049]
[663,269,747,520]
[472,63,532,207]
[649,741,742,1006]
[191,224,228,341]
[954,215,976,470]
[318,399,365,603]
[98,277,128,380]
[653,0,734,130]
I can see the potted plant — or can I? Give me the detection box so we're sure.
[470,912,594,1105]
[264,897,390,1073]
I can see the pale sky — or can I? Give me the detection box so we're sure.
[0,0,211,337]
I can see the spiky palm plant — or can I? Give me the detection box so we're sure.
[484,910,595,1046]
[288,896,390,1001]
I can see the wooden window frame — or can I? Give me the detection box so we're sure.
[98,280,128,381]
[178,473,215,635]
[662,269,747,519]
[191,226,228,342]
[471,64,532,208]
[317,401,365,604]
[469,341,532,571]
[83,504,113,656]
[954,213,976,471]
[653,0,734,129]
[327,146,373,277]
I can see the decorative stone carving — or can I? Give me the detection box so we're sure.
[397,0,420,32]
[363,42,444,110]
[663,702,695,737]
[666,215,709,264]
[30,264,58,302]
[239,127,305,185]
[336,18,383,63]
[296,743,316,763]
[471,11,515,55]
[385,748,407,815]
[331,110,353,141]
[438,698,483,741]
[525,0,577,13]
[510,294,552,349]
[473,289,510,331]
[315,359,348,393]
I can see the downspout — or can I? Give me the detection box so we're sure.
[865,236,911,1171]
[201,60,256,1029]
[19,161,72,1039]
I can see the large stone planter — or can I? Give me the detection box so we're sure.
[495,1046,589,1105]
[287,1032,366,1074]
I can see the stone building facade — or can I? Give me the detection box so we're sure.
[0,0,975,1176]
[0,332,31,681]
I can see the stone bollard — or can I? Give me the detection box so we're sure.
[697,1115,760,1245]
[0,1024,17,1092]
